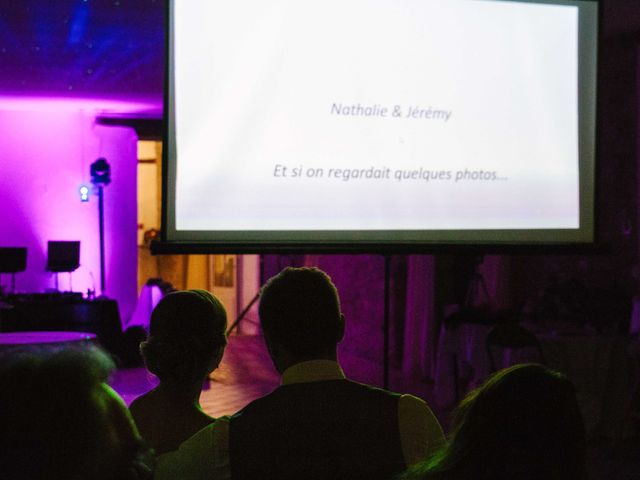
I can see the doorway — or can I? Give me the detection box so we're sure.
[135,140,261,333]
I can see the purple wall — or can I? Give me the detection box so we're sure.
[0,99,139,324]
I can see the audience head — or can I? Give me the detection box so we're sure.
[141,289,227,388]
[0,346,152,480]
[259,267,344,371]
[405,363,586,480]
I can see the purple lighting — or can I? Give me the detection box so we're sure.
[0,97,140,324]
[0,95,162,116]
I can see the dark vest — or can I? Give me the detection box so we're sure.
[229,379,405,480]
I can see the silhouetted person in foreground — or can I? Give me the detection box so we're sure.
[0,346,153,480]
[130,289,227,455]
[157,267,444,480]
[400,363,587,480]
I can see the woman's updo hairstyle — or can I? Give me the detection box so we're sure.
[140,290,227,386]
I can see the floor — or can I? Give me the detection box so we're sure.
[111,334,280,417]
[111,334,640,479]
[111,334,438,418]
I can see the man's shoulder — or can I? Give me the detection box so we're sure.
[346,379,405,398]
[230,387,280,419]
[246,378,402,399]
[397,393,438,425]
[231,379,404,424]
[398,392,429,408]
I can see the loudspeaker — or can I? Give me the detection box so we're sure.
[47,241,80,273]
[0,247,27,274]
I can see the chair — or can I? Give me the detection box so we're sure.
[486,323,545,372]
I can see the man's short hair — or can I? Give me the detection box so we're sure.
[259,267,342,357]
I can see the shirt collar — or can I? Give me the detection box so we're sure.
[281,359,346,385]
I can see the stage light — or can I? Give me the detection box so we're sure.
[90,158,111,186]
[79,185,90,202]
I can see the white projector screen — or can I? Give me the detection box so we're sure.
[163,0,598,250]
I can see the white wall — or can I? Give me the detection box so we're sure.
[0,107,138,324]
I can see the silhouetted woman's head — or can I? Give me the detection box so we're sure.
[140,290,227,388]
[405,364,586,480]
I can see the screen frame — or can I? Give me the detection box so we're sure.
[159,0,600,254]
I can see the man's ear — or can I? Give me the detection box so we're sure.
[208,345,225,373]
[337,313,345,342]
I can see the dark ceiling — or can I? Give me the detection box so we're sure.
[0,0,164,106]
[1,0,638,115]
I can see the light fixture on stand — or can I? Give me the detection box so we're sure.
[90,158,111,296]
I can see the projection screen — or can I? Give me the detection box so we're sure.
[163,0,598,251]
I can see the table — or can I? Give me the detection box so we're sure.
[0,331,97,352]
[0,296,123,356]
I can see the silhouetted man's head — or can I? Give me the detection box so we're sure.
[259,267,344,371]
